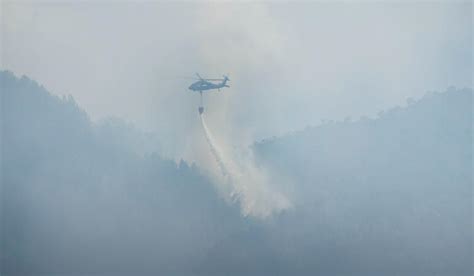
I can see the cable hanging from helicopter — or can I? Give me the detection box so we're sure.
[188,73,230,114]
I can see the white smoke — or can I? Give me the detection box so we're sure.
[189,3,291,218]
[199,113,290,218]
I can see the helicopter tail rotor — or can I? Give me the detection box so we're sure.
[222,75,230,87]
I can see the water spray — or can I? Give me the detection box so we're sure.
[188,74,290,217]
[198,112,291,218]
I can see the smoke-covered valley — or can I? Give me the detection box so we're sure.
[1,70,472,275]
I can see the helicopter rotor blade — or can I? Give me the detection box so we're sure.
[179,77,200,80]
[192,73,231,81]
[157,76,199,81]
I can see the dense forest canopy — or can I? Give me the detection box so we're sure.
[1,70,472,275]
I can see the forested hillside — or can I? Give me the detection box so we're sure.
[0,71,242,275]
[252,87,472,275]
[1,70,471,275]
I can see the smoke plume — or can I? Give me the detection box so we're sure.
[199,113,290,218]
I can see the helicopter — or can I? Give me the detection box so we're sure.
[188,73,230,114]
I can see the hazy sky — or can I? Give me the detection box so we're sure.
[2,0,472,159]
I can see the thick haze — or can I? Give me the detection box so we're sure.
[2,0,472,160]
[1,1,473,274]
[2,71,472,275]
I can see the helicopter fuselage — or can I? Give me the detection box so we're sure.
[188,78,229,92]
[189,74,230,114]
